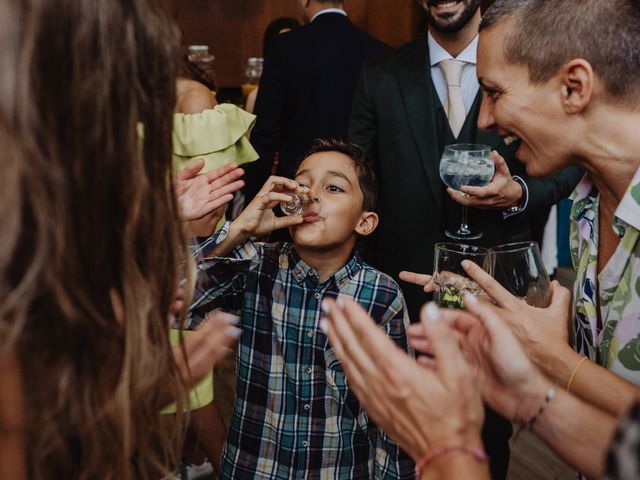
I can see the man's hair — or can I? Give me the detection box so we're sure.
[317,0,345,3]
[302,139,378,212]
[480,0,640,107]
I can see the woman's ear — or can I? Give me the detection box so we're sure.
[355,211,379,237]
[560,58,594,115]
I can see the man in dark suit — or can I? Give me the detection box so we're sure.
[349,1,582,478]
[244,0,389,204]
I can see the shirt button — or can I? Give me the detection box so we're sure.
[296,274,302,281]
[304,403,311,411]
[305,366,312,374]
[314,292,321,299]
[307,330,315,338]
[302,441,309,447]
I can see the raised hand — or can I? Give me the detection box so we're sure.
[399,271,435,293]
[231,176,304,238]
[448,150,523,210]
[461,259,574,376]
[175,159,245,221]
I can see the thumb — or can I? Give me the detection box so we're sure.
[420,303,468,379]
[273,215,305,231]
[492,150,510,177]
[176,158,205,181]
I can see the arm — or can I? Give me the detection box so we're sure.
[521,165,584,213]
[244,42,287,203]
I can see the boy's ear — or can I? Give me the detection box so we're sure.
[355,211,379,237]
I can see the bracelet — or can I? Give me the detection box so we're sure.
[414,445,488,480]
[566,356,588,392]
[524,386,556,431]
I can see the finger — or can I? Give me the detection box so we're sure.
[399,271,432,287]
[208,168,245,191]
[210,179,245,200]
[463,294,519,353]
[420,303,468,382]
[176,158,206,181]
[261,176,299,194]
[492,150,510,176]
[273,214,305,230]
[460,183,499,198]
[407,323,427,340]
[201,163,239,183]
[417,355,437,369]
[435,308,480,335]
[408,336,432,355]
[461,260,515,308]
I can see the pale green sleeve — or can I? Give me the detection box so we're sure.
[172,104,259,173]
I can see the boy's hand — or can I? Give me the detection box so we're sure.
[231,176,304,238]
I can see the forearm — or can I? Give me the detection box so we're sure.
[541,346,638,416]
[528,381,617,478]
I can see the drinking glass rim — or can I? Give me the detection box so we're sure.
[435,242,490,256]
[490,241,540,254]
[443,143,491,153]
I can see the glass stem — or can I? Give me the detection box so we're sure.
[459,206,471,235]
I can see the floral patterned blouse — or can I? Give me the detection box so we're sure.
[570,167,640,384]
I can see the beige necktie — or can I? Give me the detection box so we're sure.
[440,59,466,138]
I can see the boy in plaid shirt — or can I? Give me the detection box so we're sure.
[191,139,414,479]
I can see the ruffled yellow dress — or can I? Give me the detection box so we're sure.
[162,104,258,414]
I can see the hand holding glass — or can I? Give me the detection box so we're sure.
[439,144,495,240]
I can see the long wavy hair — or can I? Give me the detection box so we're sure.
[0,0,189,477]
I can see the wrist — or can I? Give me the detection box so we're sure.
[419,437,489,480]
[513,374,554,424]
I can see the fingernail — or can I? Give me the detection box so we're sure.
[425,303,439,322]
[461,260,471,269]
[319,319,329,334]
[336,297,345,309]
[225,326,242,338]
[465,293,478,305]
[321,299,330,314]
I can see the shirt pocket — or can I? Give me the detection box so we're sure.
[324,347,368,431]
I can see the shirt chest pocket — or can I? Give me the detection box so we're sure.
[324,347,367,429]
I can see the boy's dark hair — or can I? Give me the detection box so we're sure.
[302,139,378,212]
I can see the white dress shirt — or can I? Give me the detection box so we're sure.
[311,8,347,22]
[428,32,479,115]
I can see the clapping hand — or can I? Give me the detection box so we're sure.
[175,159,245,221]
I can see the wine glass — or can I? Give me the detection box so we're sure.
[433,243,491,309]
[490,241,552,308]
[439,144,495,240]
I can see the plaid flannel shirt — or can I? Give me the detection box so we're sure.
[191,223,414,479]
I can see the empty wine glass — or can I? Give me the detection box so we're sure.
[433,243,491,309]
[439,144,495,240]
[490,241,551,308]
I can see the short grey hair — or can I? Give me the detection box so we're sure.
[480,0,640,107]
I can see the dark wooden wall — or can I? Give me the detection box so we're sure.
[176,0,497,88]
[176,0,425,87]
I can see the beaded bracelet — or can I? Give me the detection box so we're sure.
[414,445,489,480]
[524,386,557,431]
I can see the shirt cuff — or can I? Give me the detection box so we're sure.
[502,175,529,219]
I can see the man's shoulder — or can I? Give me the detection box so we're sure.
[362,37,426,75]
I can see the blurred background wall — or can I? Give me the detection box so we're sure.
[176,0,496,88]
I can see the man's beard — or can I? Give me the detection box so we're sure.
[426,0,482,33]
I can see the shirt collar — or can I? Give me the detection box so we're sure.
[428,31,478,67]
[615,166,640,233]
[287,244,362,287]
[311,8,347,23]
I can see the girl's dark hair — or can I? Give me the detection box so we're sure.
[179,52,217,91]
[263,17,301,58]
[1,0,188,477]
[302,139,378,212]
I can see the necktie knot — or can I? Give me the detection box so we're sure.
[440,59,464,88]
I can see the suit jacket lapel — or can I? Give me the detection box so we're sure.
[396,38,445,217]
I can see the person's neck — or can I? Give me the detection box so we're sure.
[307,3,344,21]
[576,106,640,212]
[429,10,481,58]
[294,239,356,282]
